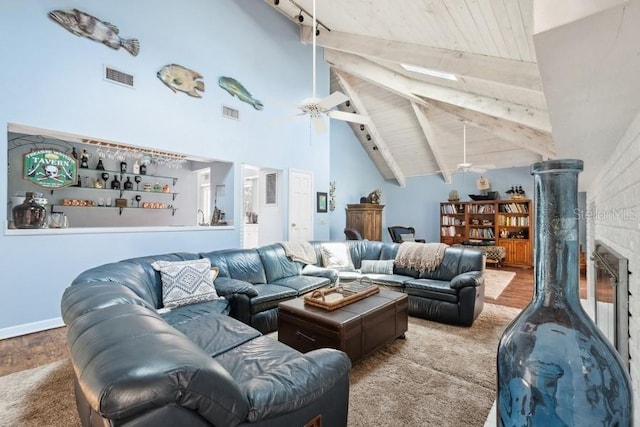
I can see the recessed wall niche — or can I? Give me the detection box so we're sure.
[6,124,233,230]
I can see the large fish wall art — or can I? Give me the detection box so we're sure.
[218,77,264,110]
[157,64,205,98]
[48,9,140,56]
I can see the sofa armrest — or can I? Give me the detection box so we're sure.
[214,277,259,297]
[68,303,250,426]
[301,264,339,284]
[450,271,484,289]
[243,348,351,422]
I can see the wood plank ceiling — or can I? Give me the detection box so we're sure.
[264,0,554,186]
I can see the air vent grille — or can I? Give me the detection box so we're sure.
[104,65,134,88]
[222,105,240,120]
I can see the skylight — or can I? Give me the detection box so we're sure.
[400,63,458,81]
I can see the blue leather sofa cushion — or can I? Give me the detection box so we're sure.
[404,278,459,303]
[250,284,298,314]
[418,247,483,281]
[213,277,259,297]
[271,275,331,294]
[200,249,267,284]
[72,261,163,308]
[257,244,303,283]
[161,299,231,326]
[61,282,155,325]
[345,240,385,269]
[169,311,261,357]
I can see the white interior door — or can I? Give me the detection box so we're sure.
[258,169,282,245]
[288,169,313,241]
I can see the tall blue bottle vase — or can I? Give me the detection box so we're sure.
[496,159,633,426]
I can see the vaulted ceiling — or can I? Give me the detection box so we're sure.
[264,0,640,190]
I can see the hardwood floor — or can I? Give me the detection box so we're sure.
[0,266,584,377]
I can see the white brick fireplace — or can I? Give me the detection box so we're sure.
[587,110,640,422]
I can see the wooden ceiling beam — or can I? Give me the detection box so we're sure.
[303,27,543,92]
[421,98,555,158]
[325,49,551,134]
[410,103,452,183]
[333,71,407,188]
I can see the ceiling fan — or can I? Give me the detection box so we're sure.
[456,123,489,173]
[431,122,494,177]
[293,0,369,133]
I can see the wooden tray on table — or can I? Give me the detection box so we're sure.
[304,277,379,311]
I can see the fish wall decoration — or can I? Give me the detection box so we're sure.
[218,77,264,110]
[157,64,205,98]
[48,9,140,56]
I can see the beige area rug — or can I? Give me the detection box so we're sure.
[484,269,516,299]
[0,304,520,427]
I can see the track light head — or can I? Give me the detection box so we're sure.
[372,146,378,151]
[366,134,371,141]
[316,28,320,36]
[360,124,365,131]
[298,13,304,23]
[274,0,279,4]
[345,100,350,107]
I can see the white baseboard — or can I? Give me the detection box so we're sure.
[0,317,65,340]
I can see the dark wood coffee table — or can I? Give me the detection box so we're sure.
[278,288,408,364]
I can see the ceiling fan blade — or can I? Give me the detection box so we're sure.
[317,91,349,109]
[326,110,370,125]
[311,116,327,133]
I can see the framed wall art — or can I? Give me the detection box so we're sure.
[317,192,327,213]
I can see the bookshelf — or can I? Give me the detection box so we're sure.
[439,199,532,267]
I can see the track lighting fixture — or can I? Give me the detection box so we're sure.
[366,134,371,141]
[372,146,378,151]
[360,124,365,131]
[298,11,304,22]
[316,28,320,36]
[274,0,279,5]
[345,100,350,107]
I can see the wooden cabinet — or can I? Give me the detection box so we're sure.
[346,203,384,241]
[440,199,533,267]
[498,239,532,267]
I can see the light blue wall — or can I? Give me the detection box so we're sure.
[330,121,534,243]
[0,0,331,333]
[0,0,536,335]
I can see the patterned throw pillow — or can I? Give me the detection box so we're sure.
[151,259,220,308]
[360,259,394,274]
[321,242,355,272]
[399,233,415,242]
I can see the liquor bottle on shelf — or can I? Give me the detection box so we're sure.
[111,175,121,190]
[120,161,127,174]
[140,163,147,175]
[133,160,140,174]
[96,159,105,170]
[124,177,133,190]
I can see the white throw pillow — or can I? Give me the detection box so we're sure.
[360,259,394,274]
[320,243,355,272]
[151,259,220,308]
[399,233,415,242]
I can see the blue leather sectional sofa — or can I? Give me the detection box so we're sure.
[60,240,484,426]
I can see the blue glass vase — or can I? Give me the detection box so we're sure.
[497,159,633,426]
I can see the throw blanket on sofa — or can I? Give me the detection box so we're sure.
[395,242,449,273]
[279,241,318,265]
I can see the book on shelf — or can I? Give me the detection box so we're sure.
[499,202,529,214]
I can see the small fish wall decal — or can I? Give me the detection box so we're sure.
[48,9,140,56]
[157,64,205,98]
[218,77,264,110]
